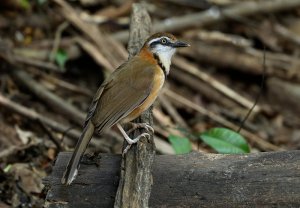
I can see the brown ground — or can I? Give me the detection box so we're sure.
[1,0,300,207]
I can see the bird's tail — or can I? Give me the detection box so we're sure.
[61,121,95,185]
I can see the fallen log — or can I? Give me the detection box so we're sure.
[44,150,300,207]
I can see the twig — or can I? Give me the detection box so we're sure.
[182,42,300,80]
[173,56,261,113]
[39,72,93,97]
[153,108,207,153]
[267,78,300,119]
[237,46,266,133]
[12,69,86,126]
[37,120,65,151]
[54,0,127,70]
[274,23,300,46]
[0,94,109,152]
[13,55,60,71]
[11,40,81,61]
[113,0,300,43]
[79,0,133,24]
[164,89,280,151]
[74,37,114,72]
[184,30,253,48]
[154,135,175,155]
[169,68,239,109]
[158,96,189,129]
[49,21,70,62]
[0,146,21,159]
[0,94,79,141]
[94,0,133,18]
[29,37,74,49]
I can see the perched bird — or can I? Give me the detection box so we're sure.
[61,32,189,185]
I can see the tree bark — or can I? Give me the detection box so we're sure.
[114,3,155,208]
[44,151,300,208]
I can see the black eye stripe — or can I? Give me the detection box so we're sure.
[150,40,160,48]
[149,38,172,48]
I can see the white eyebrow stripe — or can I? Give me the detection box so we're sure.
[148,36,171,45]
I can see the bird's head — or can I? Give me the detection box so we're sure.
[141,33,189,74]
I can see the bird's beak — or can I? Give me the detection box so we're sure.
[172,40,190,48]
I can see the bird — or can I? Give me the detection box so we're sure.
[61,32,189,185]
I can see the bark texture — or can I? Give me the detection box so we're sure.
[44,151,300,208]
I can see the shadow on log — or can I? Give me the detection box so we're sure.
[44,151,300,208]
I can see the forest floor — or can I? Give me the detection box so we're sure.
[1,0,300,207]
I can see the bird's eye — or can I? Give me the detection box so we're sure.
[161,38,167,44]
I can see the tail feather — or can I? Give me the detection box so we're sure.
[61,121,95,185]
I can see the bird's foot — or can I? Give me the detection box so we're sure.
[127,122,154,134]
[117,123,152,157]
[122,133,150,157]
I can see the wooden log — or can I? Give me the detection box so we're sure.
[44,151,300,208]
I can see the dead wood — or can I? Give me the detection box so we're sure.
[181,43,300,80]
[3,0,300,207]
[164,89,280,151]
[173,56,262,112]
[169,68,240,109]
[0,94,109,152]
[159,96,189,130]
[113,0,300,43]
[11,69,86,125]
[267,77,300,124]
[54,0,127,71]
[44,151,300,207]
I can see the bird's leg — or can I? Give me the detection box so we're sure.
[126,122,154,134]
[117,123,150,156]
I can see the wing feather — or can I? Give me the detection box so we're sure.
[84,57,155,133]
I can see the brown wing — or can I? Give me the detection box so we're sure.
[86,57,155,133]
[83,62,127,128]
[83,86,104,128]
[61,57,155,185]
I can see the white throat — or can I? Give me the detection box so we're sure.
[152,45,176,75]
[156,50,175,74]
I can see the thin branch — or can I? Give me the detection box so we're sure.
[0,94,109,152]
[164,89,281,151]
[237,46,266,133]
[158,96,189,130]
[54,0,127,70]
[12,69,86,126]
[173,56,262,112]
[113,0,300,43]
[49,21,70,62]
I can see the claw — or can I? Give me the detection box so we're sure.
[121,133,150,156]
[125,132,150,145]
[127,123,154,134]
[141,132,151,142]
[117,124,152,157]
[122,144,131,157]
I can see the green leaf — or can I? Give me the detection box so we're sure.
[55,49,68,69]
[19,0,30,10]
[168,135,192,154]
[199,128,250,154]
